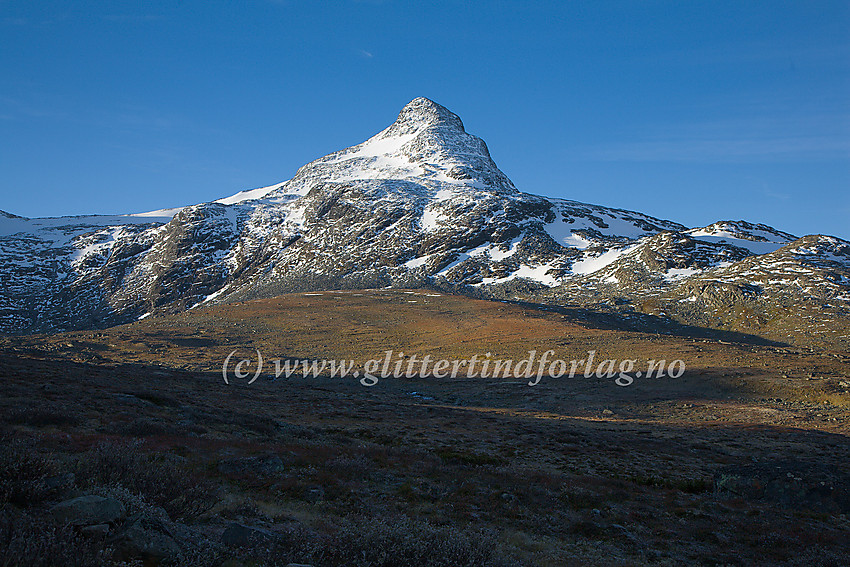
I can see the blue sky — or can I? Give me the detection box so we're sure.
[1,1,848,238]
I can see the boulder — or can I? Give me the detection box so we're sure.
[79,523,110,538]
[50,495,125,526]
[112,512,182,564]
[43,472,75,493]
[221,522,275,548]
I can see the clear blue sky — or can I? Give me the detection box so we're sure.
[2,1,848,239]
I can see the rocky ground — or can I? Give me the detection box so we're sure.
[1,289,849,565]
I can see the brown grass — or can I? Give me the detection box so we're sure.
[0,289,848,565]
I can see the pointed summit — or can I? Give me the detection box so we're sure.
[262,97,518,198]
[386,97,466,136]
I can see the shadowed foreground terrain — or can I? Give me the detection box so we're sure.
[2,289,849,565]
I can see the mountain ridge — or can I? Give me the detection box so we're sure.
[1,97,847,347]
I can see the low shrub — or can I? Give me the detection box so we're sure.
[228,515,508,567]
[75,441,219,521]
[0,509,108,567]
[319,515,504,567]
[4,407,81,428]
[0,437,55,506]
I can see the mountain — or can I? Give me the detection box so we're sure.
[1,97,848,347]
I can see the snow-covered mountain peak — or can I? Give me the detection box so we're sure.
[259,97,517,200]
[384,97,466,136]
[4,98,848,345]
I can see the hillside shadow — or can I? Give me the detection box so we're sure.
[472,293,788,347]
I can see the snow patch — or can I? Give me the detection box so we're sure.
[687,224,792,256]
[420,206,447,232]
[216,182,285,205]
[665,267,701,281]
[479,261,560,287]
[571,245,637,275]
[198,285,229,306]
[404,255,429,269]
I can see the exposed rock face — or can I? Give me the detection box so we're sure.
[1,98,848,344]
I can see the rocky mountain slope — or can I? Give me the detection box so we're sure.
[1,98,848,346]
